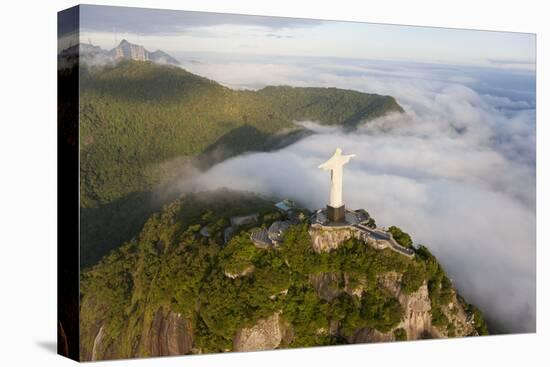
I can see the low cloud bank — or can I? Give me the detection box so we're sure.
[177,58,536,333]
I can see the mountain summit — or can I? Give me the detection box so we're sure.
[109,39,180,65]
[58,40,180,66]
[79,189,488,360]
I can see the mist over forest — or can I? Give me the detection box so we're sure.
[174,56,536,333]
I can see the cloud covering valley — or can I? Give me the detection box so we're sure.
[174,57,535,333]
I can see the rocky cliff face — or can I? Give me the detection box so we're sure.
[82,306,193,361]
[309,226,356,253]
[83,267,476,360]
[398,284,433,339]
[306,269,475,344]
[376,271,432,339]
[144,309,194,357]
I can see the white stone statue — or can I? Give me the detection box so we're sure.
[319,148,355,209]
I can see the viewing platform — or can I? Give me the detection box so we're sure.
[309,207,414,258]
[311,208,370,227]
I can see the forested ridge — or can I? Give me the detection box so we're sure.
[80,60,403,208]
[80,190,487,360]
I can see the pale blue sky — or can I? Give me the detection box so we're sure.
[76,4,535,69]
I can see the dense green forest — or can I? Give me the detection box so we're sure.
[77,60,403,266]
[80,190,487,359]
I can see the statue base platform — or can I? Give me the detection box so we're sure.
[326,204,345,222]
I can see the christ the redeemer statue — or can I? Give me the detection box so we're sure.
[319,148,355,222]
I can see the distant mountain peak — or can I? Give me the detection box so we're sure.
[109,40,179,65]
[59,40,180,67]
[110,40,148,62]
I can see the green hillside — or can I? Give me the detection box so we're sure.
[77,60,403,267]
[79,190,487,360]
[79,60,403,208]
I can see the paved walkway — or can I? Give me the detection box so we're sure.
[354,224,415,258]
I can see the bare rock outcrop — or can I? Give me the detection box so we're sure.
[145,309,193,357]
[224,265,255,279]
[233,313,284,352]
[377,271,402,298]
[309,226,355,252]
[376,271,432,340]
[91,325,105,361]
[397,283,432,340]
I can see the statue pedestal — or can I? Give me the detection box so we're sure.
[326,205,345,223]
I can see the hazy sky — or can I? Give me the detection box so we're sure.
[75,4,535,69]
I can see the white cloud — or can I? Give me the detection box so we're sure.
[170,59,535,333]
